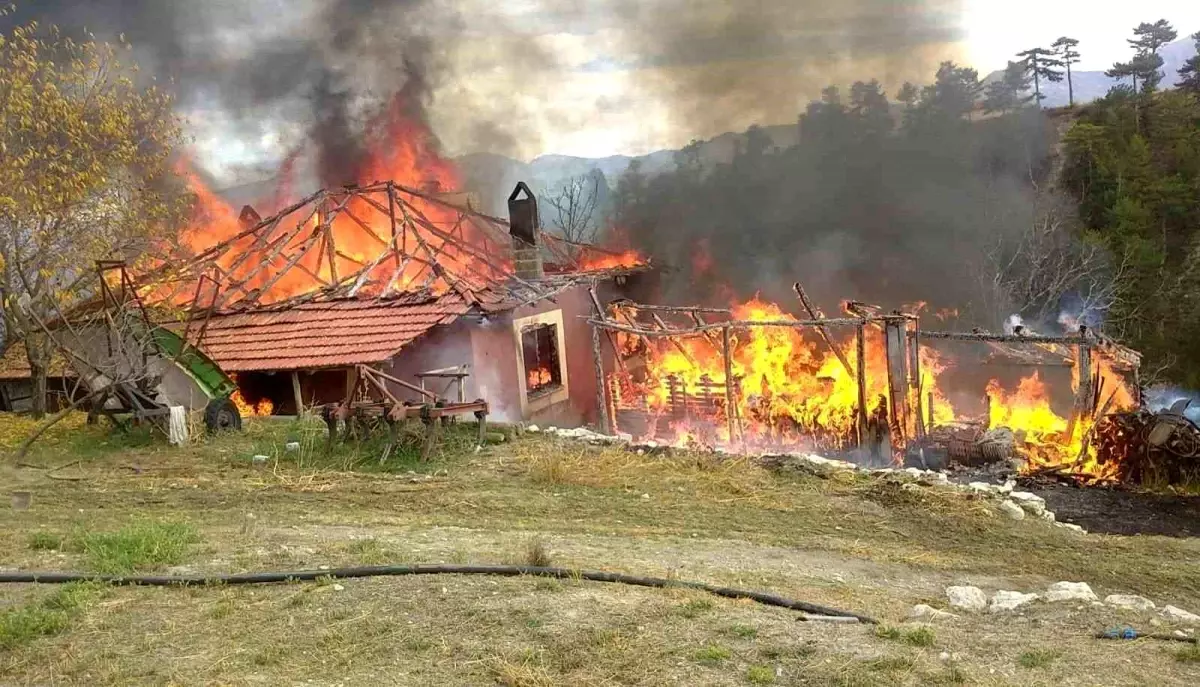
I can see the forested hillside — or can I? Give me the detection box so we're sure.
[1062,55,1200,385]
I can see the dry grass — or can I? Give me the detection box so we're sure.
[2,424,1200,685]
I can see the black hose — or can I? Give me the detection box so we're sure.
[0,564,876,623]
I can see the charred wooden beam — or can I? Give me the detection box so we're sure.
[592,320,611,435]
[722,326,740,443]
[915,330,1087,345]
[793,282,855,381]
[856,321,868,447]
[589,317,873,337]
[650,313,697,366]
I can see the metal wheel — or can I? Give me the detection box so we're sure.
[204,397,243,433]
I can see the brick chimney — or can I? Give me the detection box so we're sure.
[508,182,543,279]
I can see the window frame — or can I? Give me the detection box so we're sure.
[512,310,570,416]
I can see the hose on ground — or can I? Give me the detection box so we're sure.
[0,564,877,624]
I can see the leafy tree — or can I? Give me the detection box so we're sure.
[1016,48,1064,103]
[895,82,919,110]
[0,19,185,417]
[905,62,983,134]
[1052,37,1081,107]
[849,80,892,138]
[1178,31,1200,95]
[984,61,1034,114]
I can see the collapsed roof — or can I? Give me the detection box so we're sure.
[127,181,646,371]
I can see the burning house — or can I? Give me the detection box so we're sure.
[155,178,647,427]
[0,178,647,435]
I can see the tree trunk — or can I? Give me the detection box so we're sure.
[25,332,50,420]
[1067,64,1074,107]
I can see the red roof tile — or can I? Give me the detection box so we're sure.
[197,291,472,372]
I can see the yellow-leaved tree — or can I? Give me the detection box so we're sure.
[0,16,187,418]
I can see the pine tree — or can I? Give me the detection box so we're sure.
[984,61,1034,114]
[895,82,919,110]
[1125,19,1177,93]
[1052,37,1081,107]
[1016,48,1064,104]
[1178,31,1200,95]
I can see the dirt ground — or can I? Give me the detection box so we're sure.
[2,416,1200,685]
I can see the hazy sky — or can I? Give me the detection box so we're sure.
[965,1,1200,71]
[183,0,1200,178]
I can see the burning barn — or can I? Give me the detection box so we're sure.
[587,284,1164,484]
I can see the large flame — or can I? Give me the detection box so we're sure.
[615,297,954,454]
[175,96,471,305]
[612,294,1137,479]
[578,249,647,271]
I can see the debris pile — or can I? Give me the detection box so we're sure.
[1089,409,1200,485]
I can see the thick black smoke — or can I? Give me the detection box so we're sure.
[584,0,964,144]
[3,1,964,186]
[2,1,457,188]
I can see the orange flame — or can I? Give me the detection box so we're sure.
[175,95,471,305]
[230,389,274,417]
[579,249,647,271]
[615,296,951,453]
[612,294,1137,478]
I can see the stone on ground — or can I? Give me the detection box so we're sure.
[998,500,1026,520]
[1162,605,1200,624]
[1044,582,1098,602]
[946,585,988,612]
[1104,594,1156,611]
[990,590,1040,612]
[1008,491,1046,516]
[907,604,959,621]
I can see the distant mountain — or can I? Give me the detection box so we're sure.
[985,36,1197,108]
[454,124,799,215]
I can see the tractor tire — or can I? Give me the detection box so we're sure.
[204,397,243,433]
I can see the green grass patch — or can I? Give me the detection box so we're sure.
[746,664,776,684]
[873,626,902,641]
[1018,648,1063,668]
[875,625,935,647]
[678,598,715,618]
[72,520,200,574]
[28,531,63,551]
[867,655,917,672]
[255,416,482,474]
[1173,644,1200,663]
[0,582,106,649]
[726,624,759,639]
[693,644,732,665]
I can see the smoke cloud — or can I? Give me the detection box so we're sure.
[3,0,964,185]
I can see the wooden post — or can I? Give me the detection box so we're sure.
[883,318,909,448]
[927,392,935,431]
[723,326,738,443]
[856,322,868,448]
[1067,343,1094,440]
[591,323,611,435]
[291,371,304,416]
[911,323,925,439]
